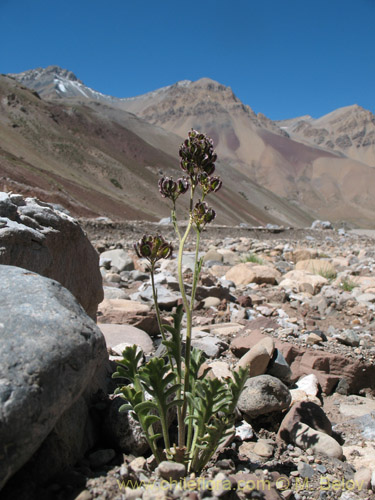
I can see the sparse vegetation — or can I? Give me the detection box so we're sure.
[317,268,337,281]
[110,178,122,189]
[340,277,357,292]
[241,252,264,265]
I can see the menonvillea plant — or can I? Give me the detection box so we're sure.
[113,130,248,473]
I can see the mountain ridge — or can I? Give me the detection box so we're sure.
[4,66,375,227]
[0,73,313,226]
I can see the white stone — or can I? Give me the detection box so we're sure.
[296,374,320,397]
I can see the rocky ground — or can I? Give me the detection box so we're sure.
[7,221,375,500]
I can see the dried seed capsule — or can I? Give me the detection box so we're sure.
[134,234,173,264]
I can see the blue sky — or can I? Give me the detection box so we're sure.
[1,0,374,120]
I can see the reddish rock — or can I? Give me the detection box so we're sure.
[278,402,343,459]
[278,401,332,442]
[238,295,253,308]
[235,337,275,377]
[99,324,154,354]
[231,329,375,395]
[231,330,265,357]
[97,299,160,336]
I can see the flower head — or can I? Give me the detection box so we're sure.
[197,173,222,196]
[192,200,216,230]
[134,234,173,265]
[159,176,190,202]
[179,130,217,185]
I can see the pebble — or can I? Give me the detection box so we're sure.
[297,462,315,478]
[156,461,186,481]
[235,421,254,440]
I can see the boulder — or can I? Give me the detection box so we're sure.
[0,265,108,490]
[278,401,332,439]
[136,284,181,310]
[352,276,375,292]
[99,323,154,354]
[295,374,320,397]
[225,263,281,286]
[206,361,233,380]
[103,286,128,300]
[295,259,336,277]
[267,348,292,383]
[102,397,149,455]
[289,248,319,263]
[191,332,227,358]
[99,249,134,272]
[279,270,328,295]
[237,375,291,418]
[288,422,342,459]
[203,248,223,263]
[311,220,333,230]
[235,337,274,377]
[156,461,186,481]
[217,248,239,265]
[0,193,103,319]
[97,299,159,336]
[278,402,342,459]
[202,296,221,308]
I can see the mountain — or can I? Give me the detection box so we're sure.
[0,72,312,226]
[6,66,375,227]
[9,66,116,102]
[277,105,375,166]
[114,75,375,227]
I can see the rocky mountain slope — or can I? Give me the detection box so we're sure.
[277,105,375,166]
[112,77,375,227]
[6,66,375,227]
[0,72,313,226]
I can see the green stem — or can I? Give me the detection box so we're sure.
[150,263,167,343]
[134,373,163,464]
[145,431,163,464]
[151,261,184,452]
[172,205,181,242]
[188,423,199,471]
[176,218,193,447]
[190,411,207,472]
[158,404,171,457]
[190,227,201,308]
[186,227,202,451]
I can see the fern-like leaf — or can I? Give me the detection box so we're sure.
[112,344,143,384]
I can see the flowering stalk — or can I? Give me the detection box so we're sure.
[114,130,248,474]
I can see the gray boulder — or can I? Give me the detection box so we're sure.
[99,249,134,272]
[311,220,333,230]
[102,397,149,455]
[237,375,291,418]
[0,193,103,319]
[0,265,108,490]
